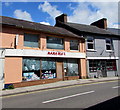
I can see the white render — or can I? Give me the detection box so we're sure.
[87,57,119,60]
[5,49,86,58]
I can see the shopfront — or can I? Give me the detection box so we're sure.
[88,59,117,78]
[22,57,79,81]
[4,49,86,86]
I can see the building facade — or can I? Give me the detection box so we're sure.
[55,14,120,78]
[0,16,86,87]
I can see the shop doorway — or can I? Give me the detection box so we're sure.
[97,61,107,77]
[100,61,107,77]
[56,61,64,80]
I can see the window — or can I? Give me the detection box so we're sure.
[24,33,39,48]
[89,60,117,73]
[70,40,79,51]
[64,59,79,76]
[47,36,64,50]
[106,38,113,51]
[89,60,99,72]
[87,37,95,50]
[22,58,40,81]
[41,58,56,79]
[106,60,117,71]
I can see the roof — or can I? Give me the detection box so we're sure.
[0,16,84,39]
[64,22,116,36]
[107,28,120,36]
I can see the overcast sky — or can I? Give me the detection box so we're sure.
[2,1,119,28]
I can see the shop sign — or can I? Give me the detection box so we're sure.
[47,51,66,56]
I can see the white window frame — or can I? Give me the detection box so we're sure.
[106,38,113,51]
[86,37,95,50]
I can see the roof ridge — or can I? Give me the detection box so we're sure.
[1,16,56,28]
[66,22,113,33]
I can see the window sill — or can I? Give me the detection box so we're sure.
[106,50,114,52]
[87,49,97,52]
[70,50,79,52]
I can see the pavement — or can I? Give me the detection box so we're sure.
[1,77,119,97]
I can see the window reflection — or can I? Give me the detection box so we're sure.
[64,59,79,76]
[47,36,64,50]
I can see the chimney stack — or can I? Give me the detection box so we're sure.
[55,14,67,26]
[91,18,107,29]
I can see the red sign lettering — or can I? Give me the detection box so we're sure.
[47,51,66,56]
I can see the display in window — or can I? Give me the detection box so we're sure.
[41,58,56,79]
[42,71,56,79]
[89,60,117,73]
[22,58,40,81]
[22,72,40,81]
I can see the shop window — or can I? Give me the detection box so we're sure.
[47,36,64,50]
[22,58,40,81]
[106,38,113,50]
[70,40,79,51]
[64,59,79,76]
[41,58,56,79]
[24,33,39,48]
[89,60,100,72]
[89,60,117,73]
[87,37,95,50]
[106,60,117,71]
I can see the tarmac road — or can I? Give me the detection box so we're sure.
[2,80,120,109]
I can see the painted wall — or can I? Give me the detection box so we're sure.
[85,35,119,77]
[86,35,119,58]
[2,26,85,53]
[80,59,87,78]
[4,57,22,84]
[2,26,87,84]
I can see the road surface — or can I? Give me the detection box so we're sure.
[2,80,120,109]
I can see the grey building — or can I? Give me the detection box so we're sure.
[55,14,120,78]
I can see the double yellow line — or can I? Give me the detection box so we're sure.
[2,80,119,98]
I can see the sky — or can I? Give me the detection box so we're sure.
[1,1,119,29]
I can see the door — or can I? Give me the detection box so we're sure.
[100,61,107,77]
[56,61,64,80]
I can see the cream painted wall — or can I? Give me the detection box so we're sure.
[4,57,22,84]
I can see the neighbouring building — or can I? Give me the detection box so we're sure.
[55,14,120,78]
[0,16,86,88]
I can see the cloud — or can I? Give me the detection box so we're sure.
[40,21,50,25]
[14,9,33,21]
[112,23,120,29]
[38,1,62,20]
[68,2,118,28]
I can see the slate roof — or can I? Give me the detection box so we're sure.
[64,22,116,36]
[0,16,83,39]
[107,28,120,36]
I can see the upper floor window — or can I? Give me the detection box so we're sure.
[106,38,113,51]
[47,36,64,50]
[87,37,95,50]
[24,33,39,48]
[70,40,79,51]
